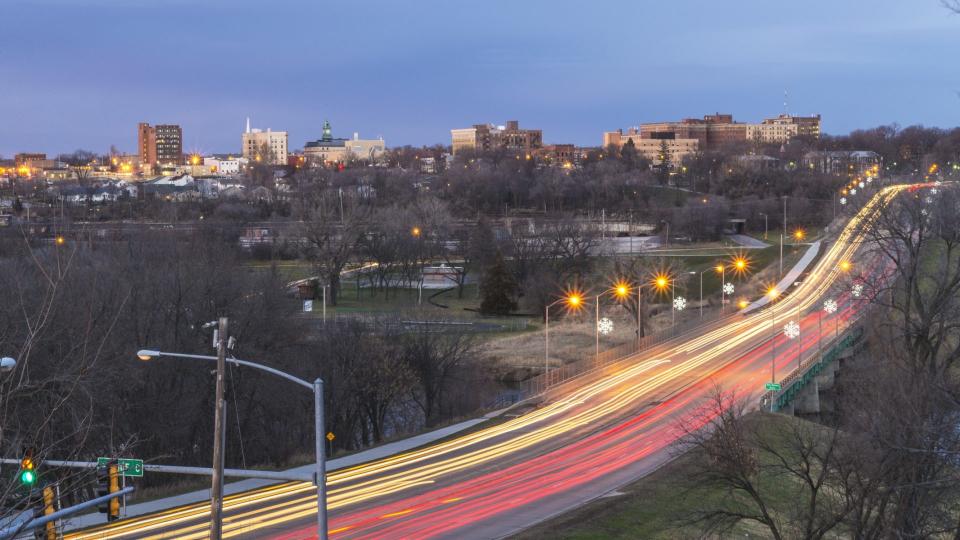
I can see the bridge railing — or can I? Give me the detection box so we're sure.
[764,322,866,412]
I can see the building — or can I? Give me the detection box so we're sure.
[606,113,821,153]
[637,114,746,150]
[241,118,288,165]
[14,153,46,166]
[747,114,821,143]
[450,120,542,155]
[802,150,881,176]
[138,123,183,168]
[203,156,245,175]
[303,120,385,165]
[603,128,700,166]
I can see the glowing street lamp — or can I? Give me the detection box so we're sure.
[544,292,583,385]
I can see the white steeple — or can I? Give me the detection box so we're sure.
[245,117,251,134]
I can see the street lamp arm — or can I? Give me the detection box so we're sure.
[140,350,314,390]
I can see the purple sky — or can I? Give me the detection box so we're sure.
[2,0,959,157]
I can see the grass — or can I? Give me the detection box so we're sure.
[511,413,818,540]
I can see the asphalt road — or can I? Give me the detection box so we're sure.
[66,184,910,540]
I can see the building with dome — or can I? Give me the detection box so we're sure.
[303,120,385,166]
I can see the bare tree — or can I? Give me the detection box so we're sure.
[299,191,368,305]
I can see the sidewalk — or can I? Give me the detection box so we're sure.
[742,240,821,314]
[64,410,504,531]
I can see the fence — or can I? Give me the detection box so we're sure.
[519,309,737,398]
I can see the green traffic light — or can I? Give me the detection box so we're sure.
[20,470,36,485]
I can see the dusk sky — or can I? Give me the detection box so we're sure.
[2,0,959,157]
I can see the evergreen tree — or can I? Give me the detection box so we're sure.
[479,251,517,316]
[620,138,638,170]
[656,139,672,185]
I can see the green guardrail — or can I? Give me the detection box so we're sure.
[773,326,864,412]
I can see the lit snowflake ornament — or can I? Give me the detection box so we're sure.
[852,284,864,298]
[840,197,847,205]
[722,282,735,296]
[673,296,687,311]
[597,317,614,336]
[783,320,801,339]
[823,299,838,314]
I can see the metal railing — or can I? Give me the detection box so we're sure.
[764,321,866,412]
[520,309,736,397]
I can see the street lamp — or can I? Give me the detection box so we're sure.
[136,350,329,540]
[759,212,768,240]
[767,287,780,402]
[545,293,582,384]
[715,264,726,311]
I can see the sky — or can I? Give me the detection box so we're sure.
[2,0,959,156]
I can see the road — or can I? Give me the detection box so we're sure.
[66,184,909,540]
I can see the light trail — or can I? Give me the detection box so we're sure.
[67,184,911,540]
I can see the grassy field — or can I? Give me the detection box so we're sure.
[512,413,818,540]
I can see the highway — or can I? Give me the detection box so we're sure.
[66,184,909,540]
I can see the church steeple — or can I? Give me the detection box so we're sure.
[322,120,332,142]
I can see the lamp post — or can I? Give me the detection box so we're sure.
[759,212,768,240]
[698,268,710,319]
[545,294,581,385]
[136,349,329,540]
[716,264,726,312]
[767,287,780,408]
[822,299,837,356]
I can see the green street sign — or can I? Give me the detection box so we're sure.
[765,382,782,391]
[97,457,144,477]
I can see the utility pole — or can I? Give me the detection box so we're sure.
[210,317,228,539]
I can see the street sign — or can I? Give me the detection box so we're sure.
[326,432,335,442]
[303,300,313,312]
[765,383,782,391]
[97,457,144,477]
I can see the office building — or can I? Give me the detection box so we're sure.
[242,118,288,165]
[603,128,700,166]
[450,120,542,155]
[138,122,183,168]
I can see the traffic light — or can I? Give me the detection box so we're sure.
[19,449,37,487]
[95,461,120,521]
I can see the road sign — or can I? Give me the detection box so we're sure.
[326,432,335,442]
[97,457,144,477]
[303,300,313,312]
[765,382,782,391]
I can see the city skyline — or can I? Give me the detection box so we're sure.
[3,0,959,156]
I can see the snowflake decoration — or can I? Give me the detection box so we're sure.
[921,208,929,216]
[722,282,735,296]
[931,188,939,195]
[852,283,864,298]
[783,320,801,339]
[850,188,857,195]
[840,197,847,205]
[925,196,933,204]
[673,296,687,311]
[866,177,873,183]
[597,317,614,336]
[823,299,838,314]
[859,181,865,189]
